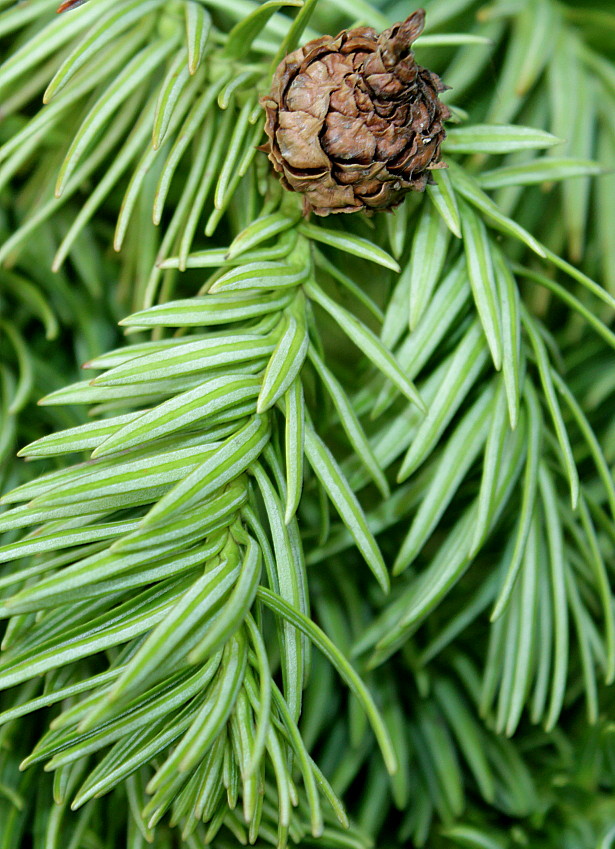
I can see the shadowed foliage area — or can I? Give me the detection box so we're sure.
[0,0,614,846]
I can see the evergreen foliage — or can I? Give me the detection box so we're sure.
[0,0,614,846]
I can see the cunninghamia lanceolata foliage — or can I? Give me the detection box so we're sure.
[0,0,614,847]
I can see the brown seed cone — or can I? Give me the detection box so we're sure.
[260,9,450,216]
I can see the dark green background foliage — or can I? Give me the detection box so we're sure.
[0,0,614,846]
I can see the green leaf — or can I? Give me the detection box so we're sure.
[207,114,263,232]
[551,372,615,523]
[270,0,320,69]
[185,1,211,74]
[522,309,580,509]
[498,516,539,736]
[268,682,324,837]
[0,36,118,166]
[55,98,156,267]
[87,569,230,717]
[492,250,521,428]
[386,196,411,258]
[597,120,615,295]
[70,703,198,809]
[150,633,247,779]
[514,265,615,349]
[393,387,493,574]
[176,110,232,252]
[218,69,261,109]
[0,519,139,564]
[460,200,503,371]
[257,587,397,776]
[243,616,272,777]
[120,290,293,328]
[258,309,308,413]
[188,536,262,662]
[85,335,209,370]
[44,0,165,102]
[3,537,223,613]
[483,1,557,125]
[444,124,562,154]
[309,347,389,499]
[223,0,301,59]
[433,679,495,802]
[152,75,229,225]
[93,333,275,385]
[564,554,598,724]
[380,256,413,351]
[577,499,615,685]
[55,38,176,195]
[538,464,569,731]
[361,423,526,662]
[93,374,261,457]
[0,668,121,727]
[113,482,247,553]
[491,382,541,620]
[305,281,424,412]
[152,49,191,149]
[304,420,389,594]
[478,157,603,189]
[397,321,488,480]
[471,385,510,555]
[541,246,615,311]
[0,577,193,690]
[141,415,270,526]
[227,212,300,259]
[441,825,508,849]
[282,379,304,524]
[299,223,400,272]
[448,162,547,259]
[529,561,554,726]
[252,465,304,722]
[414,702,464,818]
[161,227,297,268]
[45,663,222,776]
[0,322,33,414]
[313,249,385,323]
[548,30,595,262]
[375,260,470,416]
[427,169,462,239]
[210,261,308,293]
[25,443,219,509]
[0,272,59,341]
[213,98,254,208]
[416,33,492,46]
[0,0,100,93]
[408,203,451,329]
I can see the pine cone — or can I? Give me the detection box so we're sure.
[260,9,450,216]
